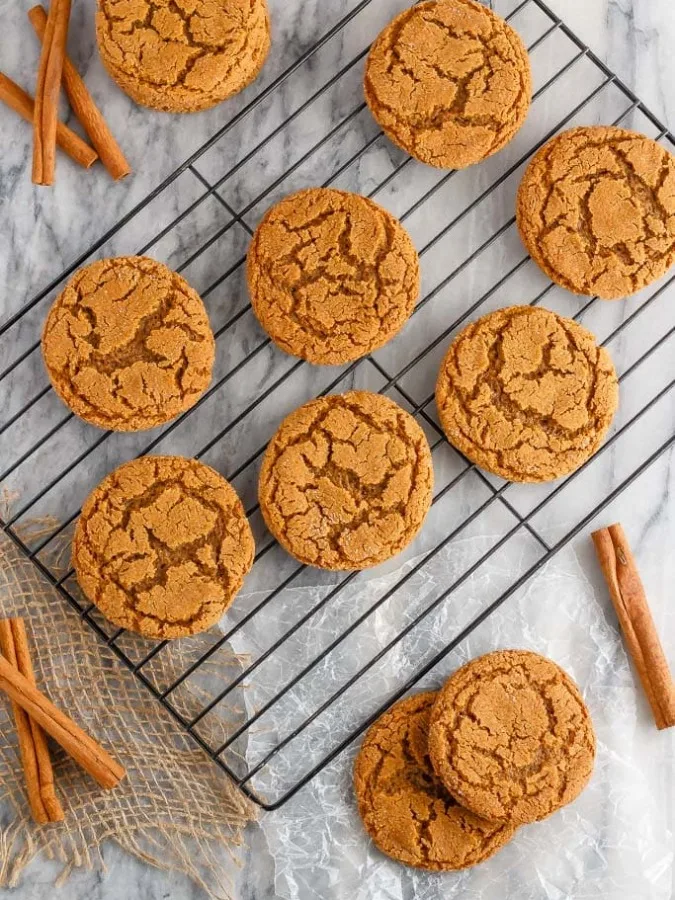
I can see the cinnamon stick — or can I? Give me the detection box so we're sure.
[32,0,72,185]
[0,71,97,169]
[592,523,675,730]
[0,652,125,789]
[29,5,130,181]
[0,619,64,823]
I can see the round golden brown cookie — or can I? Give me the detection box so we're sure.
[429,650,596,825]
[354,692,516,870]
[258,391,433,570]
[73,456,254,640]
[96,0,271,113]
[435,305,618,482]
[247,188,420,365]
[42,256,215,432]
[517,126,675,299]
[364,0,531,169]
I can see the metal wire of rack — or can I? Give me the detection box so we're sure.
[1,0,675,810]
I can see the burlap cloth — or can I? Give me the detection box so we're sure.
[0,521,257,899]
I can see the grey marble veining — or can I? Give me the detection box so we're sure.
[1,0,674,898]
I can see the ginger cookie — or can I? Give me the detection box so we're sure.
[42,256,215,432]
[428,650,596,825]
[435,305,618,482]
[247,188,420,365]
[96,0,271,113]
[517,126,675,299]
[364,0,531,169]
[354,692,516,870]
[73,456,255,640]
[258,391,433,570]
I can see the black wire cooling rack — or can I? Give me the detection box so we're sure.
[1,0,675,810]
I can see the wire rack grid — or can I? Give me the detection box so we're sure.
[1,0,675,810]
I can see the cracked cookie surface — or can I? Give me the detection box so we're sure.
[435,305,618,483]
[517,126,675,298]
[354,692,516,870]
[247,188,420,365]
[73,455,255,639]
[96,0,270,113]
[42,256,215,432]
[258,391,433,570]
[429,650,596,825]
[364,0,531,169]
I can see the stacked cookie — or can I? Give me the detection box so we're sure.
[354,650,596,871]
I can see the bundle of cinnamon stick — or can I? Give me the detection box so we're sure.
[0,1,129,186]
[0,616,125,824]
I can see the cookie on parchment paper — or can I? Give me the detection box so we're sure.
[428,650,596,825]
[354,692,516,870]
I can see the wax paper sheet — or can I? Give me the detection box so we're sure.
[229,542,674,900]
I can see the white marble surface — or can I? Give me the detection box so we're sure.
[1,0,675,898]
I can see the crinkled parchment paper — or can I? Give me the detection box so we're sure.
[230,542,674,900]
